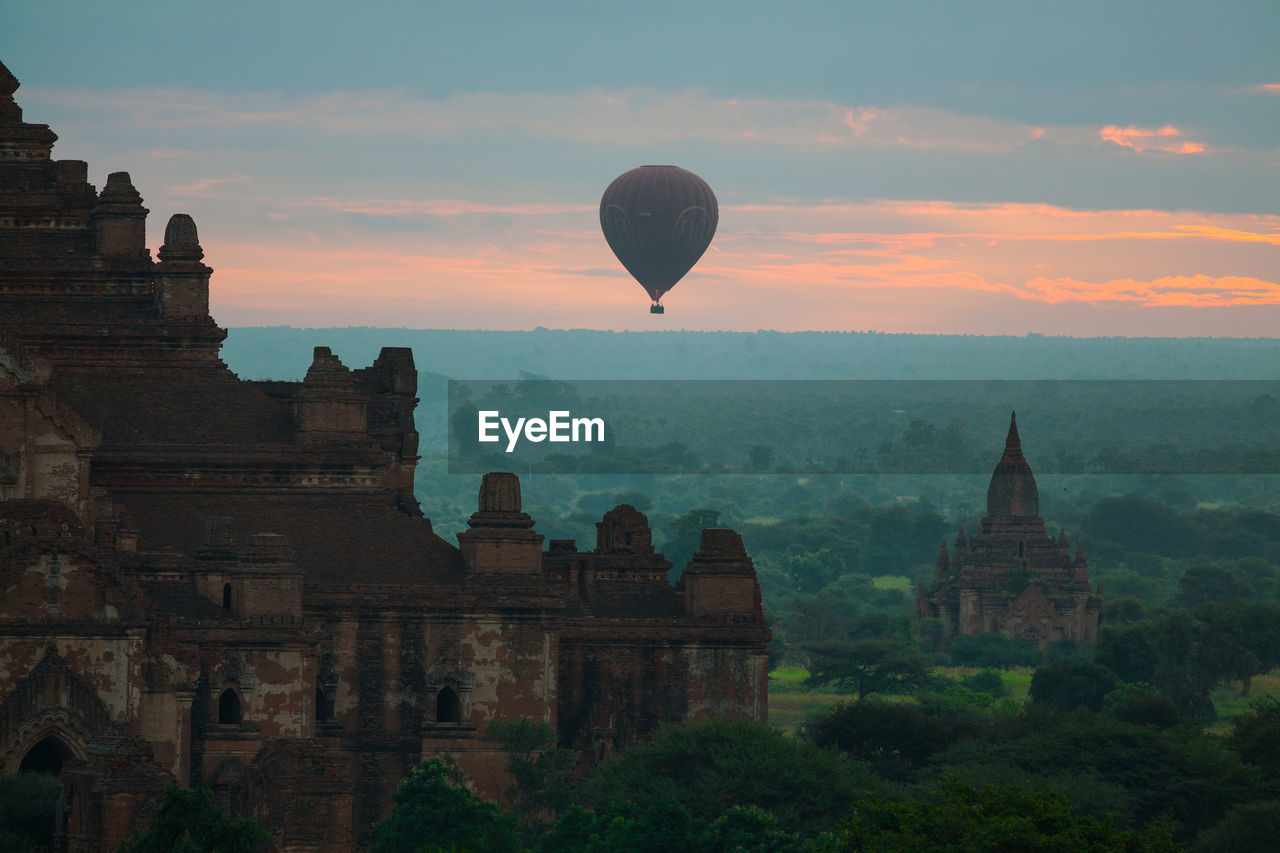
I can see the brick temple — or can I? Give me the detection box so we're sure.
[0,60,768,852]
[916,413,1104,648]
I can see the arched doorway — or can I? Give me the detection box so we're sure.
[19,735,73,776]
[436,686,463,724]
[15,734,74,848]
[218,688,242,725]
[315,686,334,723]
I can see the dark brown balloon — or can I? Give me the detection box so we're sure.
[599,165,718,312]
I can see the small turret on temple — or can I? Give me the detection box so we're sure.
[916,412,1103,648]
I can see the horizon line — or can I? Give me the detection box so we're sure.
[223,325,1280,341]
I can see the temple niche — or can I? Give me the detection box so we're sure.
[916,413,1104,648]
[0,59,769,853]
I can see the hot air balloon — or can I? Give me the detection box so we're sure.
[599,165,718,314]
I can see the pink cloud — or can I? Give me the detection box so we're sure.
[168,175,251,197]
[27,86,1149,156]
[283,197,594,217]
[1099,125,1205,154]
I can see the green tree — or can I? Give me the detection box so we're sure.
[917,617,945,650]
[1201,602,1280,694]
[371,759,519,853]
[536,798,789,853]
[534,806,598,853]
[1082,495,1188,555]
[1232,557,1278,599]
[933,709,1264,838]
[702,806,807,853]
[767,627,787,670]
[963,669,1006,698]
[598,798,698,853]
[824,776,1179,852]
[947,632,1042,668]
[1150,611,1258,719]
[117,787,269,853]
[1095,612,1260,720]
[671,508,721,539]
[805,638,931,699]
[1093,621,1157,683]
[1029,660,1118,713]
[578,718,876,836]
[661,508,723,577]
[785,548,844,594]
[747,444,775,470]
[488,719,575,825]
[1191,801,1280,853]
[1228,697,1280,780]
[656,440,699,469]
[1104,596,1148,625]
[807,698,983,782]
[1175,564,1254,608]
[1094,571,1166,608]
[1102,684,1183,729]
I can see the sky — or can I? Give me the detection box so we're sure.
[4,0,1279,335]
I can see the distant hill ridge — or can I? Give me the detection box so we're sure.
[223,327,1280,382]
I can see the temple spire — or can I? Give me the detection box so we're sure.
[986,410,1038,518]
[0,60,21,122]
[1005,411,1021,453]
[0,60,56,153]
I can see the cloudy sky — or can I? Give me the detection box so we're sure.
[5,1,1278,334]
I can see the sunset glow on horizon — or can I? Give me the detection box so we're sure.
[6,1,1277,336]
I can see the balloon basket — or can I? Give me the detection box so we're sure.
[650,304,665,314]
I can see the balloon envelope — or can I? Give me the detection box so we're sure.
[599,165,718,305]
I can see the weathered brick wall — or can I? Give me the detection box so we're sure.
[557,624,768,761]
[0,60,773,852]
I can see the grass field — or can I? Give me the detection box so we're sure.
[872,575,913,591]
[1208,669,1280,734]
[769,691,851,734]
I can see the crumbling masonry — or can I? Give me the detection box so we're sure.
[0,61,768,852]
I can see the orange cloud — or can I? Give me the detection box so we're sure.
[1099,125,1205,154]
[192,198,1280,333]
[1172,225,1280,245]
[1024,274,1280,306]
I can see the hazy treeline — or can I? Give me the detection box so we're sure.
[224,326,1280,382]
[445,377,1280,474]
[227,326,1280,472]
